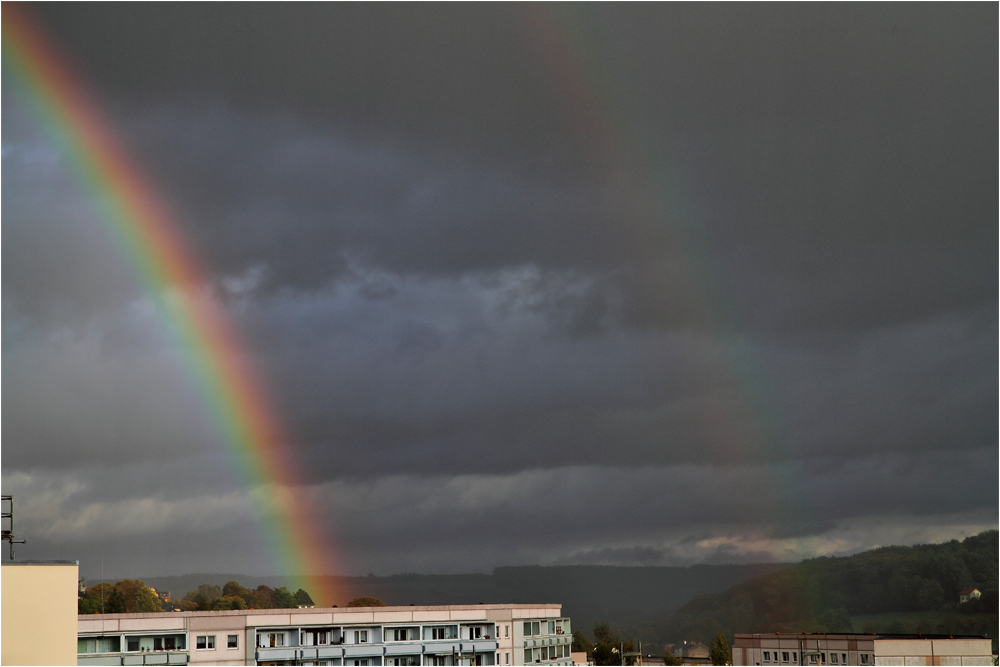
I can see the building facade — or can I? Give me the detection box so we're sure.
[77,603,573,667]
[2,559,80,666]
[733,633,993,667]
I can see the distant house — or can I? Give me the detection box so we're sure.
[666,640,711,665]
[959,587,981,604]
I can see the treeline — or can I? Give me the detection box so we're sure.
[638,530,998,648]
[177,581,314,611]
[78,579,314,614]
[79,579,162,614]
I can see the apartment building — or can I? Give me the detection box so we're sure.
[77,603,573,666]
[733,633,993,666]
[2,559,80,665]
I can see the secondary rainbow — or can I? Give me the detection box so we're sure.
[3,6,341,604]
[519,5,804,528]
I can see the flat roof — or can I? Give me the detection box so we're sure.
[735,633,988,640]
[1,559,79,565]
[80,602,565,621]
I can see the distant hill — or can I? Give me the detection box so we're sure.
[637,530,998,650]
[136,563,790,632]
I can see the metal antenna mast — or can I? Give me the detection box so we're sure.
[1,495,27,560]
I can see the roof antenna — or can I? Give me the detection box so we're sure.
[1,495,27,560]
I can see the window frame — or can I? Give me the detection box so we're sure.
[195,635,216,650]
[228,634,239,649]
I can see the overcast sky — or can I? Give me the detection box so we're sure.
[2,4,996,580]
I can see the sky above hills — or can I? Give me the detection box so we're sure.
[2,4,996,579]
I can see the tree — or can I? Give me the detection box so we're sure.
[79,582,124,614]
[591,623,635,666]
[572,630,593,655]
[116,579,163,613]
[710,633,731,666]
[347,596,386,607]
[294,588,315,607]
[211,595,248,611]
[273,586,296,609]
[248,585,276,609]
[182,583,222,611]
[223,580,251,603]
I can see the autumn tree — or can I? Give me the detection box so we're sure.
[223,580,251,603]
[347,596,386,607]
[248,585,276,609]
[79,582,124,614]
[116,579,163,613]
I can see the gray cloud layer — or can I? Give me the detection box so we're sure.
[2,4,996,577]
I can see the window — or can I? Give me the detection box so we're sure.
[259,633,284,648]
[842,655,847,664]
[783,652,789,663]
[524,622,532,636]
[506,652,510,664]
[764,651,771,661]
[830,653,838,665]
[79,638,121,654]
[792,654,797,663]
[505,626,509,638]
[196,635,216,650]
[127,638,140,652]
[354,630,369,644]
[809,655,817,665]
[228,635,239,649]
[305,630,331,646]
[533,622,540,636]
[860,655,869,665]
[548,621,555,635]
[525,649,533,664]
[541,647,548,660]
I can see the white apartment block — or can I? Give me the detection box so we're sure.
[77,603,574,667]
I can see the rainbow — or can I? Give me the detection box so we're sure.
[520,5,803,527]
[2,5,342,605]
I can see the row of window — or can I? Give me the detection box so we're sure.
[194,634,239,650]
[523,644,570,663]
[523,620,569,637]
[761,650,871,665]
[259,625,495,647]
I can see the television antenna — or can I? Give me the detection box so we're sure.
[1,495,27,560]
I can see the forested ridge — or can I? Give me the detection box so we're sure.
[636,530,997,649]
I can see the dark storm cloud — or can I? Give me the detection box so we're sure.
[3,3,996,576]
[23,3,997,332]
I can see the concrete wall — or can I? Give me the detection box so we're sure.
[2,561,79,666]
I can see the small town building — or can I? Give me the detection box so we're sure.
[664,640,711,665]
[732,632,993,666]
[958,588,981,604]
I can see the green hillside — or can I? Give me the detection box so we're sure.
[636,530,998,650]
